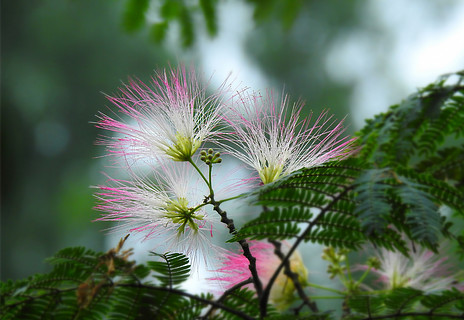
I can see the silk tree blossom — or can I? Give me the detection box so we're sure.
[368,244,463,292]
[94,161,217,265]
[96,66,229,163]
[221,91,357,184]
[210,241,308,311]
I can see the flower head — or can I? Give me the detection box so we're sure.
[94,161,216,265]
[97,66,228,163]
[221,91,356,184]
[369,244,463,292]
[210,241,308,311]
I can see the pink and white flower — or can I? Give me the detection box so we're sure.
[97,66,229,163]
[369,244,463,292]
[210,241,308,310]
[94,161,217,265]
[221,91,356,184]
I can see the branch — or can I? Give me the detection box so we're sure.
[119,283,256,320]
[259,185,353,316]
[190,155,263,307]
[268,239,318,313]
[5,282,256,320]
[201,278,253,319]
[210,194,264,300]
[360,312,464,320]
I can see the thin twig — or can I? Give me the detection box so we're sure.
[201,278,253,319]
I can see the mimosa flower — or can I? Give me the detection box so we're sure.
[369,244,463,292]
[210,241,308,311]
[94,161,217,265]
[97,66,229,163]
[221,92,356,184]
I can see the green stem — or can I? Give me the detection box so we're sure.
[216,194,245,204]
[188,158,213,195]
[307,283,345,295]
[208,163,213,193]
[345,256,353,282]
[338,270,348,287]
[191,202,208,213]
[356,266,372,286]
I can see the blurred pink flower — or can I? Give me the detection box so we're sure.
[97,66,229,163]
[94,161,217,265]
[221,91,356,184]
[210,241,308,310]
[370,244,463,292]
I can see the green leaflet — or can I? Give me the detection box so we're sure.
[231,160,366,249]
[122,0,150,33]
[416,147,464,186]
[234,159,409,252]
[210,288,273,320]
[0,245,198,320]
[347,288,464,320]
[148,252,191,288]
[354,168,393,234]
[234,72,464,254]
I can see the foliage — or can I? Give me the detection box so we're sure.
[2,71,464,319]
[0,237,251,320]
[120,0,304,47]
[347,288,464,320]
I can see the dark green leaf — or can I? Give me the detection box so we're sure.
[122,0,150,32]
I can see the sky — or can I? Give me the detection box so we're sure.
[198,0,464,128]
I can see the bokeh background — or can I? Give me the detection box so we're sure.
[2,0,464,282]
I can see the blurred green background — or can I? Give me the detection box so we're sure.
[2,0,463,280]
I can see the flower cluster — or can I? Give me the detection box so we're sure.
[221,92,356,184]
[94,65,356,306]
[94,161,216,265]
[96,66,228,163]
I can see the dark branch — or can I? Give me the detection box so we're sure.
[210,194,263,300]
[201,278,253,319]
[360,312,464,320]
[268,239,318,313]
[6,282,256,320]
[118,283,256,320]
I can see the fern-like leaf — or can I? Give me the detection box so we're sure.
[347,288,464,320]
[396,175,441,245]
[148,252,190,288]
[354,168,393,234]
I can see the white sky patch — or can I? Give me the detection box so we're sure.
[395,6,464,88]
[196,1,269,92]
[326,0,464,128]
